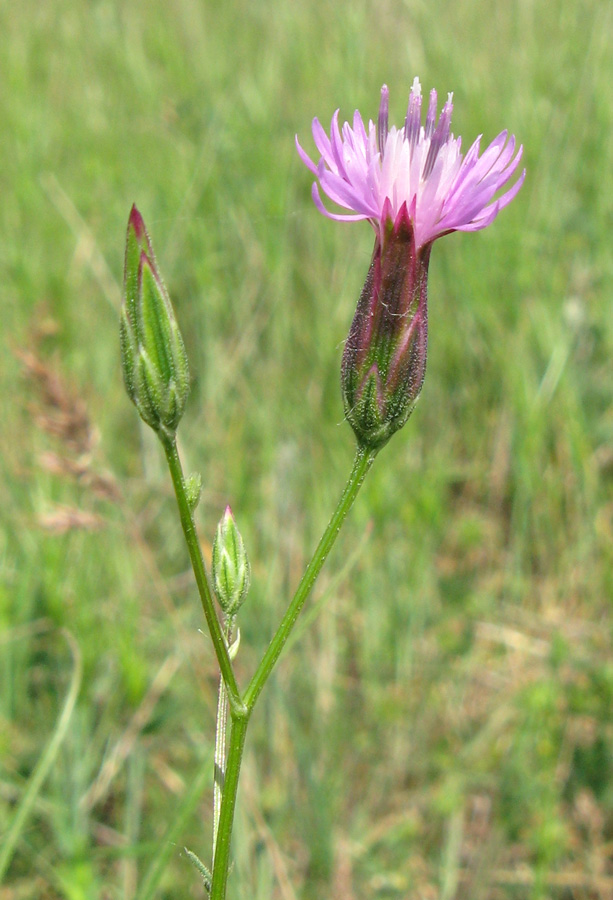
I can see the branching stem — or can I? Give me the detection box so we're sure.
[161,435,245,716]
[164,436,377,899]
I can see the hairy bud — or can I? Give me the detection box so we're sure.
[121,205,190,438]
[212,506,250,617]
[341,201,428,450]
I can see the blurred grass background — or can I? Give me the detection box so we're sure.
[1,0,613,897]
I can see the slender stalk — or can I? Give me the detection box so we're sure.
[184,443,376,900]
[208,445,376,899]
[245,445,377,710]
[210,713,249,900]
[212,674,228,859]
[213,619,236,859]
[161,434,245,715]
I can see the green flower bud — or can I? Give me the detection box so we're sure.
[212,506,250,617]
[121,205,190,438]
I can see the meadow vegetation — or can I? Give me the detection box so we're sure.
[2,0,613,897]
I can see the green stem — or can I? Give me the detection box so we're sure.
[209,446,376,899]
[244,445,377,711]
[161,435,244,715]
[179,443,376,900]
[212,674,228,860]
[210,712,249,900]
[213,618,236,860]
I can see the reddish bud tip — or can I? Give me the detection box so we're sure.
[128,204,146,240]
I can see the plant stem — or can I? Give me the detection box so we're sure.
[212,671,228,858]
[209,445,376,899]
[169,442,375,899]
[213,618,236,860]
[244,444,377,710]
[161,435,245,715]
[210,712,249,900]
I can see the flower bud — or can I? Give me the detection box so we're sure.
[212,506,250,617]
[120,205,190,438]
[341,200,428,450]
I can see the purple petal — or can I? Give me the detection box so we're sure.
[295,134,319,175]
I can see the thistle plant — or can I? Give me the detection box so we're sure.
[120,78,524,899]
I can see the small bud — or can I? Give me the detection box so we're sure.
[212,506,250,617]
[341,201,428,450]
[121,205,190,438]
[185,472,202,513]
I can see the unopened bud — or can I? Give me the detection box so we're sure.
[212,506,250,617]
[341,200,428,450]
[121,205,190,438]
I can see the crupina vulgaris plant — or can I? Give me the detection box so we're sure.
[120,78,524,899]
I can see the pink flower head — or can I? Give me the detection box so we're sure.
[296,78,525,249]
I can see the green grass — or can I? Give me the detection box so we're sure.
[2,0,613,897]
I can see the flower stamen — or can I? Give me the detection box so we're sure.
[377,84,389,158]
[424,89,438,140]
[404,76,423,150]
[422,93,453,180]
